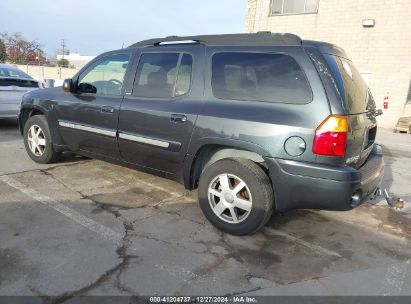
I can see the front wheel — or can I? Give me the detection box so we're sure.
[23,115,60,164]
[198,158,274,235]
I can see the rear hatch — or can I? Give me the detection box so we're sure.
[0,77,40,104]
[324,55,377,169]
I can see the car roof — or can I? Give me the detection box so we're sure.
[302,40,348,58]
[127,33,347,58]
[0,63,21,70]
[129,32,302,48]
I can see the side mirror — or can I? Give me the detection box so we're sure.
[375,109,383,117]
[62,78,74,93]
[78,82,97,94]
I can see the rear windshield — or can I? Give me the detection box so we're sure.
[326,55,376,113]
[0,67,32,79]
[0,78,39,88]
[211,52,312,104]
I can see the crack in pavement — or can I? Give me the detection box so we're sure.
[0,166,347,297]
[0,159,91,178]
[44,222,141,302]
[38,165,195,223]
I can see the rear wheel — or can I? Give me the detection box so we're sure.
[24,115,60,164]
[198,158,273,235]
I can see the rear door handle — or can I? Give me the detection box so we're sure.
[171,114,187,123]
[101,106,115,114]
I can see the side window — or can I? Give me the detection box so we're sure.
[133,53,193,98]
[78,53,130,96]
[211,52,312,104]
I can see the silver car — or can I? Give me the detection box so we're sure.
[0,64,43,119]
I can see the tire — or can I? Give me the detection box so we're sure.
[198,158,274,235]
[23,115,60,164]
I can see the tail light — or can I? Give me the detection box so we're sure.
[313,115,348,157]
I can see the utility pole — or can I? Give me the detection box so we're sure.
[60,39,66,60]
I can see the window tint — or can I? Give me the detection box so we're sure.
[331,55,375,113]
[0,67,32,79]
[78,53,130,96]
[271,0,319,15]
[133,53,192,98]
[212,52,312,104]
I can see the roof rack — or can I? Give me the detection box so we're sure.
[129,32,302,48]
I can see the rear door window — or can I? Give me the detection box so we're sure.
[132,53,193,98]
[211,52,312,104]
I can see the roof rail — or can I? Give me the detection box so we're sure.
[129,32,302,48]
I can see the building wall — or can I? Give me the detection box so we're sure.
[56,53,95,69]
[246,0,411,128]
[15,64,78,83]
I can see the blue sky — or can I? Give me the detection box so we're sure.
[0,0,248,56]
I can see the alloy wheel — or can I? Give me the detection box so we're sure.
[208,173,252,224]
[27,124,46,156]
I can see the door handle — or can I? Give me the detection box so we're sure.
[101,106,115,114]
[171,114,187,123]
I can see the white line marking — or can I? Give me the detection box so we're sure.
[0,174,123,246]
[134,179,184,198]
[265,228,342,258]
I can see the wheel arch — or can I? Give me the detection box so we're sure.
[18,105,47,135]
[185,143,268,190]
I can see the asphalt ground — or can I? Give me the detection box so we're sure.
[0,118,410,299]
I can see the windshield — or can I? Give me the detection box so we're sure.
[0,66,33,79]
[325,55,376,114]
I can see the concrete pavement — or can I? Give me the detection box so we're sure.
[0,118,410,298]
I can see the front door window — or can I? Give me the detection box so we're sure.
[78,53,130,96]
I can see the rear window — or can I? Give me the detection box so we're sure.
[0,67,32,79]
[328,55,376,113]
[0,78,38,88]
[211,52,312,104]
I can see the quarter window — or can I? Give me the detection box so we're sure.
[271,0,319,15]
[133,53,193,98]
[212,52,312,104]
[78,53,130,96]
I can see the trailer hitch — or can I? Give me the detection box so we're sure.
[372,188,405,210]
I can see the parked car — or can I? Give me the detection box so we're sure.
[18,33,384,235]
[0,64,43,119]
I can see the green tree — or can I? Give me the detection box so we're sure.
[57,58,69,68]
[0,39,6,62]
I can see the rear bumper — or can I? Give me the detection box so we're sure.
[264,144,384,212]
[0,103,19,119]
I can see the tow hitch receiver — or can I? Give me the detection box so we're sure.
[372,188,405,210]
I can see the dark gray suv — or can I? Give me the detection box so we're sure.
[19,33,384,235]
